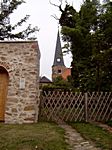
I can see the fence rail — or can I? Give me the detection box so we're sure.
[39,91,112,122]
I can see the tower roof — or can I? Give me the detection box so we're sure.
[53,30,65,67]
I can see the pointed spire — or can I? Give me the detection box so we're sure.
[53,30,65,66]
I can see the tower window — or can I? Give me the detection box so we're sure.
[58,69,61,74]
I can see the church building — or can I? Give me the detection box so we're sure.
[0,41,40,124]
[52,30,71,81]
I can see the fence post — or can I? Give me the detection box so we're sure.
[85,92,88,122]
[38,90,43,122]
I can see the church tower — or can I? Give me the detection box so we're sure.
[52,30,67,81]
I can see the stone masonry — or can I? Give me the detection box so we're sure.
[0,41,40,124]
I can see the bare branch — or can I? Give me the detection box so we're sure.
[49,0,64,20]
[49,0,61,7]
[51,14,59,20]
[59,0,62,4]
[65,0,68,4]
[49,0,63,12]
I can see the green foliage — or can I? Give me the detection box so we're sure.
[42,76,76,92]
[53,76,71,87]
[59,0,112,91]
[105,120,112,127]
[0,0,38,40]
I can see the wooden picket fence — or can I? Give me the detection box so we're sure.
[39,91,112,122]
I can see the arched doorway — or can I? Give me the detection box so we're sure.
[0,66,9,121]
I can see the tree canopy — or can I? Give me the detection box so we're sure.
[59,0,112,91]
[0,0,38,40]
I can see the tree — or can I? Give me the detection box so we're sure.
[42,76,74,92]
[0,0,38,40]
[59,0,112,91]
[53,76,73,88]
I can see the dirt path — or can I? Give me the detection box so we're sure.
[58,122,101,150]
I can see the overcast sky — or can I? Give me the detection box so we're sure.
[10,0,83,80]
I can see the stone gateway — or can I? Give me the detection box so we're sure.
[0,41,40,124]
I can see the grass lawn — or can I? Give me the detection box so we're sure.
[69,122,112,150]
[0,122,68,150]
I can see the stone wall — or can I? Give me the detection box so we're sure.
[0,41,40,124]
